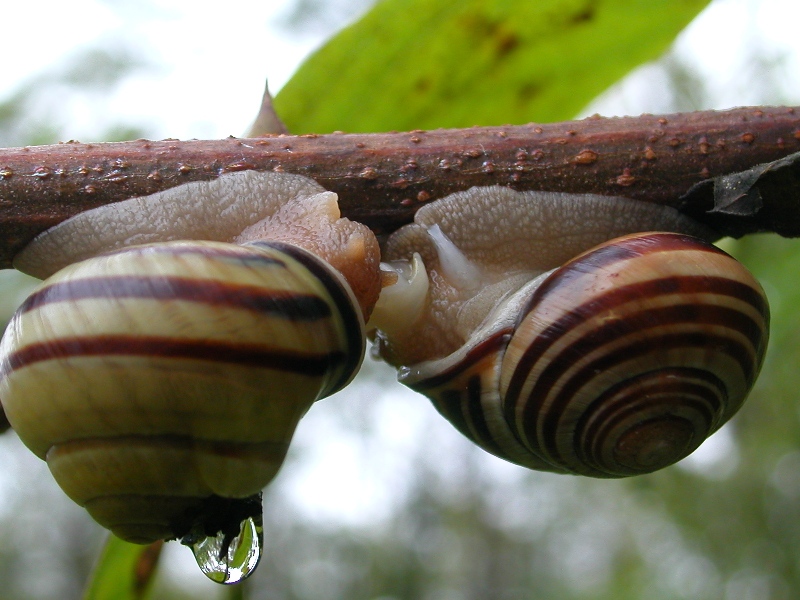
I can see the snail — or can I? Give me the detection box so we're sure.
[0,170,381,546]
[369,186,769,478]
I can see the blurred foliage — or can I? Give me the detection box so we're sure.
[273,0,375,37]
[83,538,162,600]
[275,0,710,133]
[0,45,154,333]
[0,46,150,148]
[1,1,800,600]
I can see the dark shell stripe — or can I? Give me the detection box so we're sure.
[262,241,365,396]
[409,331,523,460]
[508,301,765,416]
[575,369,725,474]
[48,433,290,464]
[2,334,346,378]
[418,337,554,467]
[520,329,756,469]
[409,330,511,392]
[509,276,767,401]
[529,232,727,301]
[536,275,770,335]
[427,375,503,454]
[20,275,333,320]
[9,239,365,399]
[425,367,557,470]
[468,372,511,458]
[504,284,767,425]
[430,389,475,444]
[427,373,511,461]
[578,370,724,446]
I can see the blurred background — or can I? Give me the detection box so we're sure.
[1,0,800,598]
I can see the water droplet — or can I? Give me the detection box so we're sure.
[190,515,263,584]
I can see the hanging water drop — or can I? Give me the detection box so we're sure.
[179,494,264,585]
[189,514,263,584]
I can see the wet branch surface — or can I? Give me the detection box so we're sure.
[1,105,799,268]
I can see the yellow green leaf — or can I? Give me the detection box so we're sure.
[83,536,162,600]
[275,0,711,133]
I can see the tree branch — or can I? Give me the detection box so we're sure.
[1,105,798,268]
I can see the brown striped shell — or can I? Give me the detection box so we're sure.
[0,171,381,544]
[0,239,366,543]
[371,187,769,477]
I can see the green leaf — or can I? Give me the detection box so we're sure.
[275,0,711,133]
[83,536,163,600]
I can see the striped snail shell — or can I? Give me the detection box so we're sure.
[0,171,381,544]
[370,186,769,478]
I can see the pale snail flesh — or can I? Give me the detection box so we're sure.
[0,171,381,544]
[369,186,769,477]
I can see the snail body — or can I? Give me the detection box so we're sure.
[0,171,380,543]
[370,187,769,477]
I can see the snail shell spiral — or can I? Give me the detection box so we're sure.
[412,232,769,477]
[371,187,769,477]
[0,171,381,543]
[0,239,365,543]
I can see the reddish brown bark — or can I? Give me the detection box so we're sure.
[0,105,798,268]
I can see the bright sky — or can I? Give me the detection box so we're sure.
[1,0,799,142]
[0,0,341,139]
